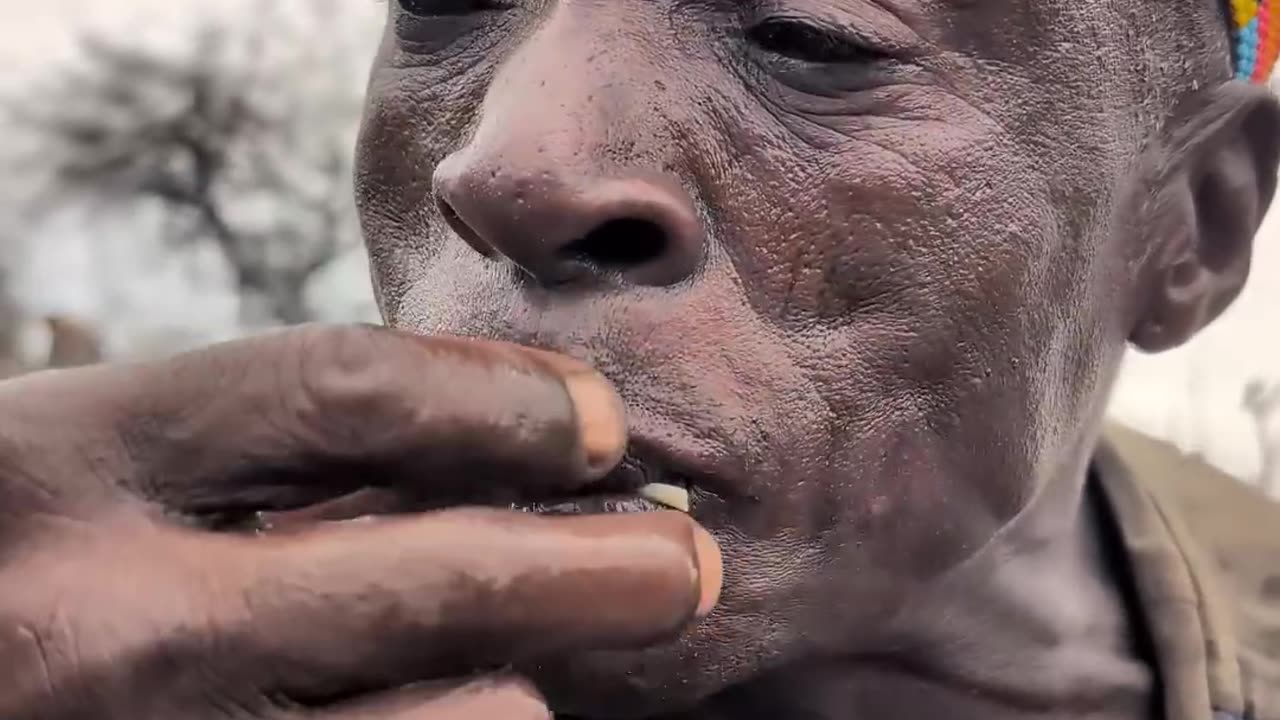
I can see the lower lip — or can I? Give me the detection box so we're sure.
[511,494,669,515]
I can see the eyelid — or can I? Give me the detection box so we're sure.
[756,15,910,67]
[750,16,890,66]
[395,0,515,18]
[743,1,921,60]
[764,15,873,46]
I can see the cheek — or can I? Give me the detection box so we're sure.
[691,85,1091,576]
[703,89,1064,409]
[703,85,1057,331]
[356,73,483,320]
[357,79,449,225]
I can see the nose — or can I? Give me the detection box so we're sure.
[432,158,704,288]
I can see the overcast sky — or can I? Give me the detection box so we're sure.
[3,0,1278,479]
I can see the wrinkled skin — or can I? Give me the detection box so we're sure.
[1,0,1276,719]
[0,327,721,720]
[356,0,1280,717]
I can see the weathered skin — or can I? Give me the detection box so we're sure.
[0,329,718,719]
[0,0,1277,718]
[353,0,1279,717]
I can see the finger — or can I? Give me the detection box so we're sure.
[212,509,722,700]
[0,324,626,517]
[306,677,550,720]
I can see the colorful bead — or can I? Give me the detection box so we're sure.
[1229,0,1277,82]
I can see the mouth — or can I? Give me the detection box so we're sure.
[510,455,694,515]
[228,451,704,535]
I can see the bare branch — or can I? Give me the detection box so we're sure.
[7,8,365,326]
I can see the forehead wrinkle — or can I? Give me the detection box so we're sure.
[850,0,1077,55]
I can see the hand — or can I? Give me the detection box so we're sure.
[0,324,721,719]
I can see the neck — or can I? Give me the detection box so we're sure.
[674,459,1158,720]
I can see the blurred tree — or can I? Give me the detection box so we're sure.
[1243,379,1280,495]
[9,1,369,326]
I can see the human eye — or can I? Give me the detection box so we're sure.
[396,0,511,17]
[748,15,887,66]
[391,0,516,55]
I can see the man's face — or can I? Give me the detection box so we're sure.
[356,0,1147,714]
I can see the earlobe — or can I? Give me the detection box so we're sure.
[1130,81,1280,353]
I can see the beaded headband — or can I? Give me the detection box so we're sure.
[1228,0,1278,82]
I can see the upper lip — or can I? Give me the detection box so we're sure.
[549,448,693,502]
[594,453,659,494]
[484,335,748,501]
[536,435,737,506]
[598,436,743,503]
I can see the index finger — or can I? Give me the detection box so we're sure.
[0,324,626,518]
[208,509,722,701]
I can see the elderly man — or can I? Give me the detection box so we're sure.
[1,0,1278,718]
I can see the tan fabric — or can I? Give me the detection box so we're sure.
[1098,423,1280,720]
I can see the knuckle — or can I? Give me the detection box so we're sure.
[0,442,52,519]
[0,581,107,719]
[0,533,264,720]
[0,371,120,517]
[286,324,417,457]
[0,618,62,715]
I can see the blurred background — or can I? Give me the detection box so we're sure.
[0,0,1277,494]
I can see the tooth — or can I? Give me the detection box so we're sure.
[638,482,690,512]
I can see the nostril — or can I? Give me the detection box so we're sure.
[436,197,492,257]
[560,218,668,270]
[438,198,463,228]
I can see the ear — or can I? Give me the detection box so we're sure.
[1130,81,1280,353]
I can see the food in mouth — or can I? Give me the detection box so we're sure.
[515,481,691,515]
[638,482,691,512]
[235,470,693,532]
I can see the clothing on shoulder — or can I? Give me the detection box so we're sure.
[1096,424,1280,720]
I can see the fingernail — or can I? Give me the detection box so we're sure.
[690,523,723,619]
[563,370,627,476]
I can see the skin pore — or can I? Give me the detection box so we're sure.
[354,0,1280,717]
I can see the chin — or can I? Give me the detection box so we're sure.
[522,643,725,719]
[524,648,716,712]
